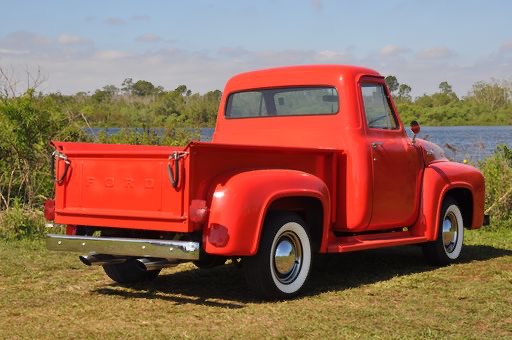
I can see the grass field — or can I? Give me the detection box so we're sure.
[1,229,511,339]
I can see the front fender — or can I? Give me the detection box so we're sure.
[204,169,330,256]
[414,162,485,240]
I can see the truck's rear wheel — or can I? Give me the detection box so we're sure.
[103,259,161,284]
[193,254,227,269]
[243,212,312,299]
[423,197,464,265]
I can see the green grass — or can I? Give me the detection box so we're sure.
[1,228,511,339]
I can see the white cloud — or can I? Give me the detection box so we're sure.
[57,34,88,45]
[500,41,512,53]
[416,47,455,60]
[316,50,353,63]
[379,45,410,57]
[135,34,162,43]
[94,50,131,60]
[104,15,149,26]
[0,31,50,50]
[105,17,126,26]
[0,48,28,55]
[1,31,510,98]
[218,47,251,57]
[235,49,354,67]
[131,15,150,22]
[311,0,322,10]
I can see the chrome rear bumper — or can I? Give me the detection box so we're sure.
[46,234,200,260]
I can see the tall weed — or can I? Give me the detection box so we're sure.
[0,90,88,209]
[479,145,512,230]
[0,200,46,240]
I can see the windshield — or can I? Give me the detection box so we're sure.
[225,87,339,118]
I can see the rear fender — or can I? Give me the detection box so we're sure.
[204,169,331,256]
[414,162,485,240]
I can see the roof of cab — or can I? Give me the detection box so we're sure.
[224,64,382,92]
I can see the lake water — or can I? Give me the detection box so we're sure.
[91,126,511,163]
[410,126,512,162]
[200,126,512,163]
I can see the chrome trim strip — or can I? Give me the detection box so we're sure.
[55,208,187,221]
[46,234,200,260]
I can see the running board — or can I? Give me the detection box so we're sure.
[327,231,428,253]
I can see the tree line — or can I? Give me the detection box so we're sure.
[53,79,222,129]
[385,76,512,125]
[0,72,509,212]
[25,75,512,130]
[0,70,510,238]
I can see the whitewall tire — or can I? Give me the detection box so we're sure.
[423,197,464,265]
[244,212,312,299]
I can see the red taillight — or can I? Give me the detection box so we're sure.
[44,199,55,221]
[66,225,77,235]
[207,224,229,247]
[189,199,208,223]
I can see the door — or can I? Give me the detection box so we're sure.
[360,80,422,230]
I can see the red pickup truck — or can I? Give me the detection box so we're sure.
[45,65,486,299]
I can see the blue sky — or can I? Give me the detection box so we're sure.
[0,0,510,96]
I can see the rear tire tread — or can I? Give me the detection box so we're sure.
[103,259,161,284]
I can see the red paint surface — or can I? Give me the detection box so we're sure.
[48,65,486,256]
[44,199,55,221]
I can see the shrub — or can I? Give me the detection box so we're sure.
[479,145,512,230]
[0,200,46,240]
[0,89,199,240]
[0,90,88,210]
[95,127,199,146]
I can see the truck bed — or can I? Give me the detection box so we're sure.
[52,141,189,231]
[52,141,339,233]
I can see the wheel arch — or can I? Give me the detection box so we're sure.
[443,187,473,229]
[416,162,485,241]
[204,169,331,256]
[422,195,465,265]
[266,196,325,253]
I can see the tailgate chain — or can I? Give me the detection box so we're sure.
[167,151,189,189]
[51,150,71,184]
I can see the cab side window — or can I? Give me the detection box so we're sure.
[361,84,398,129]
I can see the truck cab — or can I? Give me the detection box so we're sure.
[45,65,486,299]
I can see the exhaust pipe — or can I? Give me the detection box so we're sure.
[135,258,179,271]
[79,254,128,266]
[79,254,179,270]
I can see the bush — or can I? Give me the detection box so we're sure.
[479,145,512,230]
[0,88,200,240]
[0,201,46,240]
[0,90,89,210]
[95,127,199,146]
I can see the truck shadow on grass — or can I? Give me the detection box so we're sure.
[93,244,511,307]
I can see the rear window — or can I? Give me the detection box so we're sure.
[225,87,339,118]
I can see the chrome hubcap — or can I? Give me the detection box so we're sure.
[273,231,302,284]
[442,211,458,253]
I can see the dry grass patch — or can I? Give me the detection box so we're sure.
[0,229,511,338]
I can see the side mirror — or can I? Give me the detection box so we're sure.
[410,121,420,144]
[410,120,420,134]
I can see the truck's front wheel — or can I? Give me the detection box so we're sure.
[423,197,464,266]
[244,212,312,299]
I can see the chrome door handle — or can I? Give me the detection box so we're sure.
[371,142,384,149]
